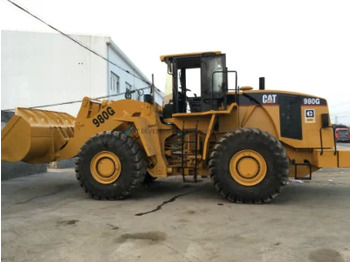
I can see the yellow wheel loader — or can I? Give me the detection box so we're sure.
[2,51,350,203]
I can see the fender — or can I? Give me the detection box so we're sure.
[114,116,170,178]
[114,116,157,157]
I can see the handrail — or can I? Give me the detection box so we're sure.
[319,126,337,155]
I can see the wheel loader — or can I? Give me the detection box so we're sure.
[2,51,350,203]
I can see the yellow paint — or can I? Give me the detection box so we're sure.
[90,151,121,184]
[229,150,267,186]
[312,149,350,168]
[284,145,319,177]
[202,114,216,160]
[2,78,350,181]
[1,98,173,178]
[160,51,221,62]
[240,86,253,91]
[1,108,75,164]
[237,96,334,148]
[239,105,279,138]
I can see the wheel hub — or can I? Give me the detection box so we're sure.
[229,150,267,186]
[90,151,121,184]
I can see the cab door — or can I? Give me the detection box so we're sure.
[201,54,227,111]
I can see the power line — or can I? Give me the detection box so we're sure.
[6,0,151,86]
[4,0,154,112]
[2,86,151,111]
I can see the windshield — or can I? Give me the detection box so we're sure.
[338,130,348,135]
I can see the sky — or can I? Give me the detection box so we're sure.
[1,0,349,125]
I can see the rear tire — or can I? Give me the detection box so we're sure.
[209,128,289,203]
[75,131,147,200]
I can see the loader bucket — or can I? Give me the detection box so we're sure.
[1,108,75,164]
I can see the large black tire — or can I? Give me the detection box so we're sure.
[209,128,289,203]
[75,131,147,200]
[142,172,157,185]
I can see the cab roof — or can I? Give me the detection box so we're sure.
[160,51,221,62]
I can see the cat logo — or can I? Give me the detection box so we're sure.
[305,109,315,123]
[262,94,277,104]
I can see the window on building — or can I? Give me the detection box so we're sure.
[110,72,120,94]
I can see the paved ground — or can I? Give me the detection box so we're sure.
[2,167,350,262]
[338,142,350,149]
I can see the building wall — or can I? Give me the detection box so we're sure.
[1,31,108,116]
[107,41,147,101]
[1,31,163,116]
[106,40,163,105]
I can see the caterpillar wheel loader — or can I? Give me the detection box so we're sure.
[2,51,350,203]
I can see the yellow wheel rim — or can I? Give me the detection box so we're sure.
[90,151,121,184]
[229,149,267,186]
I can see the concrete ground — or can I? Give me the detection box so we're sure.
[337,142,350,149]
[2,167,350,262]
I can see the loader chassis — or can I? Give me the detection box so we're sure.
[2,51,350,203]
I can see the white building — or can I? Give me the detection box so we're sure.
[1,30,163,116]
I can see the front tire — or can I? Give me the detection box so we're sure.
[75,131,147,200]
[209,128,289,203]
[142,172,157,185]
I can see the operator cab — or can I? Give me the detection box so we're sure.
[161,51,229,116]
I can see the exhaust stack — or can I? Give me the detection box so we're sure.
[259,77,265,90]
